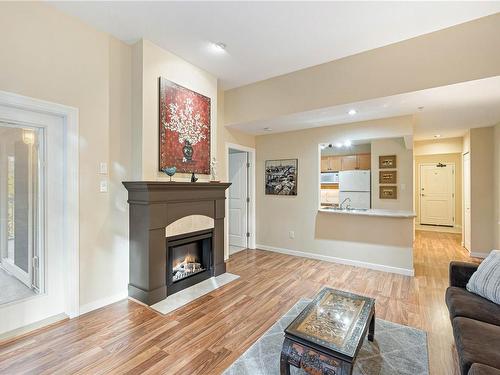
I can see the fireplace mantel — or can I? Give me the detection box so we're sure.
[122,181,231,305]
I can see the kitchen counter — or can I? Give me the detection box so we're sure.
[319,207,416,218]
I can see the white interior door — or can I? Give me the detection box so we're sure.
[463,154,471,250]
[228,151,248,251]
[420,163,455,226]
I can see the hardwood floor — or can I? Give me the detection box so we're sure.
[0,230,479,374]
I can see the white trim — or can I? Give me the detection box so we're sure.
[0,90,79,318]
[79,291,128,316]
[225,142,256,256]
[0,313,67,343]
[256,243,415,276]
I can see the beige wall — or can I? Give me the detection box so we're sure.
[225,13,500,126]
[256,116,414,273]
[371,138,413,211]
[414,153,462,227]
[414,137,463,156]
[0,3,246,312]
[0,2,133,308]
[494,123,500,250]
[469,127,495,254]
[132,39,218,181]
[216,89,256,258]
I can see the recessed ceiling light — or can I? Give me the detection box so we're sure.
[418,106,425,111]
[210,42,227,53]
[263,127,272,132]
[320,144,327,150]
[348,109,357,116]
[344,140,352,147]
[434,134,441,138]
[334,142,343,148]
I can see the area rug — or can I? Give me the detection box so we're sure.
[223,299,429,375]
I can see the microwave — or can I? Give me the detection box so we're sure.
[321,172,339,184]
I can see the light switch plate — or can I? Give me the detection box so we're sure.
[99,162,108,175]
[99,180,108,193]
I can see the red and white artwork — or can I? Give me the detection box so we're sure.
[159,77,211,174]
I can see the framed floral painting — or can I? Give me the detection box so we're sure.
[159,77,211,174]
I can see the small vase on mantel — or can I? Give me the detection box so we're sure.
[162,166,176,182]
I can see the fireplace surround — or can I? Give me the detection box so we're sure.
[122,181,231,305]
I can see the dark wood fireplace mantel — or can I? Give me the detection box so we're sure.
[122,181,231,305]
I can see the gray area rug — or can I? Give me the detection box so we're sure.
[223,299,429,375]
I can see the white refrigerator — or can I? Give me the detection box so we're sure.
[339,170,371,209]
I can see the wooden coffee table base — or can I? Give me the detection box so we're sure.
[280,310,375,375]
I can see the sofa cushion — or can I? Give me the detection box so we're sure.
[469,364,500,375]
[453,317,500,375]
[446,287,500,326]
[467,250,500,305]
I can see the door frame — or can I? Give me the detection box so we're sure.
[225,143,256,257]
[418,162,456,227]
[462,152,471,251]
[0,90,79,318]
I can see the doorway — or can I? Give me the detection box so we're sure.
[226,143,256,255]
[463,153,471,250]
[419,163,455,226]
[0,91,79,336]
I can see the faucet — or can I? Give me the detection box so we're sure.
[339,197,352,210]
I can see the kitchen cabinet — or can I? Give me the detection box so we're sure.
[357,154,371,170]
[322,154,371,171]
[321,156,342,172]
[341,155,357,170]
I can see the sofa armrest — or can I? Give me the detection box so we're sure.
[449,261,479,288]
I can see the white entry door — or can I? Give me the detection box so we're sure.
[228,151,248,251]
[463,153,471,250]
[420,163,455,226]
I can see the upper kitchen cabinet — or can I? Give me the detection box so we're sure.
[321,156,341,172]
[341,155,357,170]
[357,153,371,170]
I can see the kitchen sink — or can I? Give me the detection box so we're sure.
[322,207,369,212]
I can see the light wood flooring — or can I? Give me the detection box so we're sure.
[0,230,480,374]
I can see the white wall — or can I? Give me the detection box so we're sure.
[256,116,414,274]
[414,137,463,156]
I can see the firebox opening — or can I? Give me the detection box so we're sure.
[166,229,213,295]
[171,242,206,282]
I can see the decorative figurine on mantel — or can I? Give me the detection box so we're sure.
[210,157,220,183]
[191,172,198,183]
[162,166,176,181]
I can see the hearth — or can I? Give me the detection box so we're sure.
[167,229,213,295]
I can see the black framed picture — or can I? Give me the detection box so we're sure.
[265,159,298,195]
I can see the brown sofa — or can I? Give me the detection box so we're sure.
[446,261,500,375]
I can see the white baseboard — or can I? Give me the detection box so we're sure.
[79,291,128,316]
[469,250,493,259]
[0,313,67,343]
[256,244,415,276]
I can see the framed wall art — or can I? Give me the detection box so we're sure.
[379,170,397,184]
[159,77,211,174]
[265,159,298,196]
[379,155,396,169]
[379,186,397,199]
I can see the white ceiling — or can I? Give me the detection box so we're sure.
[227,76,500,140]
[48,1,500,89]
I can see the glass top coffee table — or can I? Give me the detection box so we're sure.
[280,288,375,375]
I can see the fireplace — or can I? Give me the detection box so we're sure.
[167,229,212,295]
[122,181,231,305]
